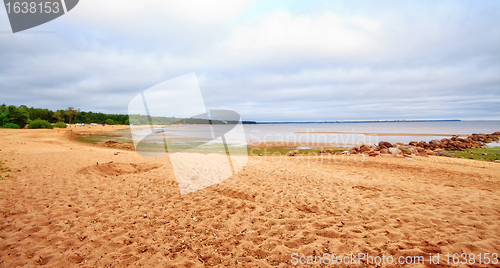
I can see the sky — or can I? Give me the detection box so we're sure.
[0,0,499,121]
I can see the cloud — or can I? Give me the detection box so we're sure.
[0,1,499,120]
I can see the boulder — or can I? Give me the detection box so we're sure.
[430,140,442,146]
[416,147,426,153]
[368,151,380,157]
[380,148,389,154]
[288,150,298,156]
[378,141,393,148]
[397,145,412,155]
[359,144,371,153]
[388,148,402,155]
[426,150,438,156]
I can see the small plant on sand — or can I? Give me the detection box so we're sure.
[53,121,67,128]
[28,119,53,129]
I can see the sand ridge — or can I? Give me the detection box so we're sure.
[0,128,499,267]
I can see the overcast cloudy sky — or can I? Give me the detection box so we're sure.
[1,0,499,121]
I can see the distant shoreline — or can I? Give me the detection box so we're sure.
[255,119,461,124]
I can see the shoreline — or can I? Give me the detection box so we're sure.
[295,131,470,137]
[72,126,500,151]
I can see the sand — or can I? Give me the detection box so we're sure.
[0,126,499,267]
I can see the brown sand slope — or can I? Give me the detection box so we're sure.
[0,128,499,267]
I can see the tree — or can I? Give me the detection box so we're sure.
[53,111,63,122]
[0,105,30,127]
[105,119,115,125]
[129,119,140,125]
[65,107,80,124]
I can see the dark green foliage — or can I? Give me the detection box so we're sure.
[0,104,255,126]
[0,123,20,129]
[0,105,30,128]
[105,119,115,125]
[28,119,53,129]
[129,119,140,125]
[54,121,67,128]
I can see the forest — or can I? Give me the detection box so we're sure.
[0,104,256,129]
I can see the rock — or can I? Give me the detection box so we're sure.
[397,145,412,155]
[437,151,452,157]
[389,148,402,155]
[380,148,389,154]
[430,140,442,146]
[288,150,298,156]
[368,151,380,157]
[379,141,393,148]
[325,149,334,154]
[379,145,388,150]
[426,150,438,156]
[409,141,418,146]
[360,144,371,152]
[416,147,426,153]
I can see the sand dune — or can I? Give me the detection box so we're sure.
[0,127,499,267]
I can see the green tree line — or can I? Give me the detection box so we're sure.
[0,104,257,129]
[0,104,130,128]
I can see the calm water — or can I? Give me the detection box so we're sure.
[143,120,500,148]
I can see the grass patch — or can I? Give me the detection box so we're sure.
[450,147,500,161]
[73,129,132,144]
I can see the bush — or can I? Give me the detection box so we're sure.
[54,122,67,128]
[29,119,53,129]
[0,105,29,127]
[129,119,140,125]
[0,123,20,129]
[124,119,130,125]
[105,119,114,125]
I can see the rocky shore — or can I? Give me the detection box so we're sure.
[347,132,500,158]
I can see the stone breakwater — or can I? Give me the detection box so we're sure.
[347,132,500,158]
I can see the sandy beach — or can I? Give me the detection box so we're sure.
[0,126,499,267]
